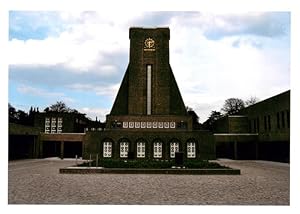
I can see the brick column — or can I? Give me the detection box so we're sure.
[233,141,238,160]
[60,141,64,159]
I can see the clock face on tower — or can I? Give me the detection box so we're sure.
[144,38,155,49]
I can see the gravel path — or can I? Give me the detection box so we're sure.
[8,158,289,205]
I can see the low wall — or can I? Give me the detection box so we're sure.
[59,167,240,175]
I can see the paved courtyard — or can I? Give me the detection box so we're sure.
[8,158,289,205]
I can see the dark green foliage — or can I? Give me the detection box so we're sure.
[78,159,227,169]
[184,160,228,169]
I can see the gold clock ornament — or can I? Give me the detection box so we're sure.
[144,38,155,49]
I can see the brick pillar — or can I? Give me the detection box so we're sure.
[255,141,259,160]
[60,141,64,159]
[233,141,238,160]
[39,139,43,158]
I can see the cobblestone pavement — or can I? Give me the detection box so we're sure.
[8,158,289,205]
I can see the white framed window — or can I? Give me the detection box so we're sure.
[153,122,158,128]
[187,142,196,158]
[141,122,146,128]
[123,122,128,128]
[51,117,57,133]
[103,142,112,158]
[120,142,129,158]
[170,122,176,128]
[164,122,169,128]
[57,117,63,133]
[57,127,62,133]
[170,142,179,158]
[135,122,140,128]
[45,117,50,133]
[129,122,134,128]
[153,142,162,158]
[137,142,146,158]
[147,122,152,128]
[158,122,163,128]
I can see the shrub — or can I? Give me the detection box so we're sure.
[78,159,227,169]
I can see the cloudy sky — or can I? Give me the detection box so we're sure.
[8,11,290,122]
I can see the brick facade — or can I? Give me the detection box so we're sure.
[214,90,290,162]
[86,27,215,160]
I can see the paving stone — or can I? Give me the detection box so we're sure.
[8,159,289,205]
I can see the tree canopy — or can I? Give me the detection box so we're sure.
[221,98,245,115]
[245,96,259,107]
[202,110,223,130]
[44,101,78,113]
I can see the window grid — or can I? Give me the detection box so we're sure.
[170,142,179,158]
[153,142,162,158]
[277,112,280,129]
[137,142,146,158]
[187,142,196,158]
[103,142,112,158]
[45,117,50,133]
[120,142,129,158]
[264,116,267,131]
[51,117,57,133]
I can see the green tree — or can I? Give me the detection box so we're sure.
[221,98,245,115]
[44,101,79,113]
[203,110,222,130]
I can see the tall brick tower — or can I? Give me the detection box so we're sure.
[85,27,215,161]
[106,27,192,130]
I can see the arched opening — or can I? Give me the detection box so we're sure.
[186,138,197,159]
[102,138,114,158]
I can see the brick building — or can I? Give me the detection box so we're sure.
[84,27,215,160]
[8,27,289,162]
[214,90,290,162]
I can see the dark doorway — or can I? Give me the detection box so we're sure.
[9,135,35,160]
[43,141,61,158]
[64,141,82,158]
[237,142,257,160]
[216,142,234,159]
[258,141,289,163]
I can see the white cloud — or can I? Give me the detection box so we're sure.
[9,11,130,76]
[67,83,119,97]
[170,22,289,122]
[17,84,75,104]
[79,107,110,122]
[9,11,290,122]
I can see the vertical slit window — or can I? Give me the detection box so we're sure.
[277,112,280,129]
[147,65,152,115]
[264,116,267,131]
[287,110,290,128]
[249,120,252,133]
[281,111,285,128]
[268,115,271,131]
